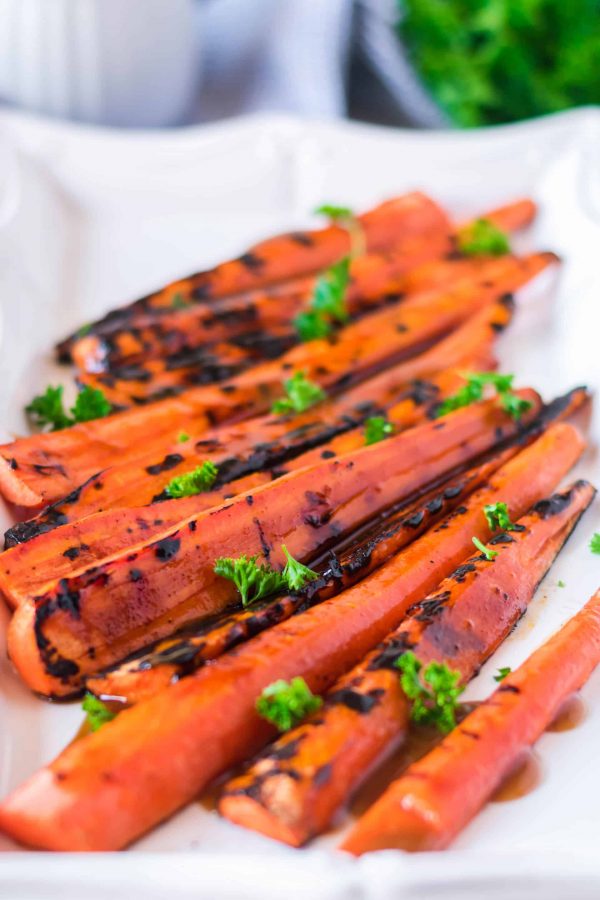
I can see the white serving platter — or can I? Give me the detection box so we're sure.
[0,108,599,900]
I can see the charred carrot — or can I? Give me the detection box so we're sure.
[1,252,554,507]
[71,253,552,409]
[219,480,594,847]
[343,585,600,855]
[6,393,540,697]
[69,199,535,373]
[85,453,513,704]
[0,424,580,851]
[57,193,449,359]
[70,233,454,374]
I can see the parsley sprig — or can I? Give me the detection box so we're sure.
[472,535,498,561]
[214,545,319,607]
[82,693,117,732]
[294,257,351,342]
[315,204,365,258]
[590,533,600,555]
[395,651,464,733]
[271,371,326,415]
[165,461,218,498]
[435,372,532,422]
[256,677,322,732]
[364,416,394,446]
[484,501,518,532]
[26,385,111,431]
[457,219,510,256]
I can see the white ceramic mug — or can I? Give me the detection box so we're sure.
[0,0,201,127]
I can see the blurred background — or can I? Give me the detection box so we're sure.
[0,0,599,130]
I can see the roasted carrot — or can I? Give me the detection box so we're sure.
[70,198,534,374]
[85,452,514,704]
[1,251,553,507]
[70,232,454,374]
[6,393,540,697]
[343,585,600,855]
[0,423,580,852]
[57,193,450,359]
[9,297,507,529]
[219,480,594,847]
[73,254,551,409]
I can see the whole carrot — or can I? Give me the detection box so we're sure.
[218,480,595,846]
[0,423,581,851]
[343,586,600,855]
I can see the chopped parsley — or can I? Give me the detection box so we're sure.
[294,309,333,342]
[395,651,464,733]
[435,371,532,421]
[177,431,190,443]
[293,257,351,342]
[590,533,600,555]
[82,693,116,732]
[484,501,518,532]
[26,385,111,431]
[557,580,566,588]
[76,323,92,338]
[165,461,218,498]
[457,219,510,256]
[170,292,187,310]
[364,416,394,446]
[472,535,498,561]
[256,676,322,731]
[494,666,512,682]
[271,371,326,415]
[214,546,319,607]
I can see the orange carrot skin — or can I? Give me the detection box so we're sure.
[57,193,450,357]
[343,584,600,855]
[218,480,594,847]
[0,428,581,852]
[86,453,511,704]
[9,394,539,698]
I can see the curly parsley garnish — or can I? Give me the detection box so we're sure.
[472,535,498,561]
[457,219,510,256]
[364,415,394,446]
[435,371,532,422]
[256,677,322,732]
[294,257,351,342]
[177,431,190,443]
[271,371,326,415]
[214,546,319,607]
[395,651,464,733]
[165,461,218,498]
[484,501,518,532]
[26,385,111,431]
[82,693,117,732]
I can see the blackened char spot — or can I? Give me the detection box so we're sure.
[368,633,416,670]
[62,546,81,560]
[328,688,384,714]
[253,517,272,561]
[238,252,264,270]
[409,591,452,623]
[130,569,143,582]
[313,763,333,786]
[303,490,332,528]
[153,536,181,561]
[146,453,184,476]
[533,484,582,520]
[408,379,438,406]
[288,232,314,247]
[499,684,520,694]
[451,563,476,583]
[489,532,516,545]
